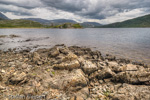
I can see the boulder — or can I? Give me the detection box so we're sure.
[53,60,80,70]
[105,54,116,61]
[97,67,115,80]
[61,52,78,62]
[89,67,115,80]
[32,52,40,64]
[113,71,150,85]
[81,60,98,74]
[49,69,88,91]
[7,72,28,85]
[49,47,60,57]
[108,61,125,73]
[126,64,138,71]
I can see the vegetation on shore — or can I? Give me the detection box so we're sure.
[51,23,82,28]
[0,19,82,28]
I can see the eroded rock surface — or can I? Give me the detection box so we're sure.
[0,45,150,100]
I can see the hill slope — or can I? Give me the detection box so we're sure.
[100,14,150,28]
[0,12,9,19]
[81,22,102,28]
[23,18,102,28]
[0,19,45,28]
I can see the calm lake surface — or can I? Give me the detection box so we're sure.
[0,28,150,64]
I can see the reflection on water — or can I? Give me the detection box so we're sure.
[0,28,150,64]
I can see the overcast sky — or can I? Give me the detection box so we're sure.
[0,0,150,24]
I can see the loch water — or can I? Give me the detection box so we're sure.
[0,28,150,64]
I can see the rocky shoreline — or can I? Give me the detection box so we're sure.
[0,44,150,100]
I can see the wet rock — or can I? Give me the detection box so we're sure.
[105,54,116,61]
[59,47,69,55]
[9,34,20,38]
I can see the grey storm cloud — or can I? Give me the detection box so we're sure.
[0,0,150,20]
[41,0,150,19]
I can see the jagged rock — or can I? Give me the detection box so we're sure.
[113,71,150,85]
[76,96,84,100]
[97,67,115,79]
[110,83,150,100]
[89,67,115,80]
[81,60,98,74]
[126,64,138,71]
[59,47,69,55]
[49,69,87,91]
[0,45,150,100]
[75,87,89,99]
[49,47,60,57]
[108,61,125,73]
[0,85,5,90]
[7,72,28,85]
[61,52,78,62]
[53,60,80,70]
[32,52,40,63]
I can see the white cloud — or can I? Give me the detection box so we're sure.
[0,0,150,24]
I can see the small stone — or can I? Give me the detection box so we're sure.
[94,83,99,86]
[1,69,6,73]
[99,80,103,84]
[76,96,84,100]
[0,75,2,81]
[0,85,5,90]
[70,96,75,100]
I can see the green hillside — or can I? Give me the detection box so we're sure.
[100,14,150,28]
[0,19,47,28]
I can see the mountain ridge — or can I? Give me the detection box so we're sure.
[0,12,9,19]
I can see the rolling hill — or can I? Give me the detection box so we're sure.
[81,22,102,28]
[100,14,150,28]
[0,19,46,28]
